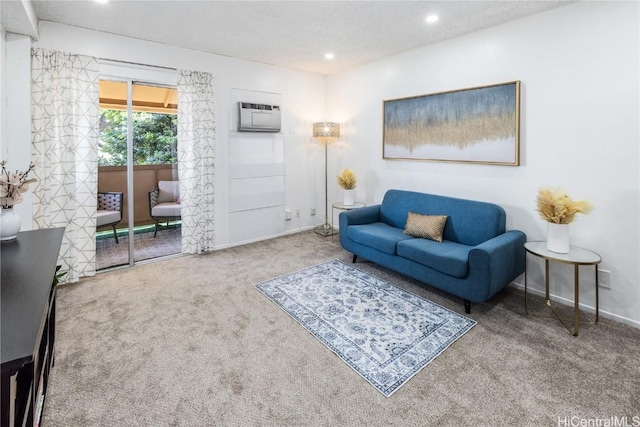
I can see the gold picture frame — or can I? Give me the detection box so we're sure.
[383,81,521,165]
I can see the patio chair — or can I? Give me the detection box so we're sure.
[97,191,123,243]
[149,180,181,238]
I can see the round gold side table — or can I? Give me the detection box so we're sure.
[524,241,601,336]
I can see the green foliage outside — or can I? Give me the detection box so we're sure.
[99,110,178,166]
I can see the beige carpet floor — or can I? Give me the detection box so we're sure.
[43,231,640,426]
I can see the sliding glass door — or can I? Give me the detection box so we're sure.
[96,80,181,270]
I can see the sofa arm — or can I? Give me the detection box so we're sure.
[339,204,381,228]
[469,230,527,297]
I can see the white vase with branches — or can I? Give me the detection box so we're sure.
[0,161,37,240]
[337,169,356,206]
[535,187,592,253]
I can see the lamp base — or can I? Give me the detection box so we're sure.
[314,223,338,237]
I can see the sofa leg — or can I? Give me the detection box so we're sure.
[352,254,358,263]
[464,300,471,314]
[153,220,159,238]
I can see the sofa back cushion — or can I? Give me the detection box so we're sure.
[379,189,506,246]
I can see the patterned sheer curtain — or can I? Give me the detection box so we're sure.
[177,70,216,253]
[31,48,99,282]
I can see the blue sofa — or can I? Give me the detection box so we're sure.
[339,189,526,313]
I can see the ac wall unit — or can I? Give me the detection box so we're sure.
[237,102,281,132]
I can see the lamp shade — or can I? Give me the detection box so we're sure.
[313,122,340,144]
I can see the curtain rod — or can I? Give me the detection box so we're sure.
[99,58,177,72]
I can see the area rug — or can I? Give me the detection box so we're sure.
[256,259,476,397]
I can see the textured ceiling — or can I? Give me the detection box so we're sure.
[3,1,574,75]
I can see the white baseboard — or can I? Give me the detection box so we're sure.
[509,281,640,330]
[212,226,316,252]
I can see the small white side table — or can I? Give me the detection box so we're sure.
[331,202,366,242]
[524,241,601,336]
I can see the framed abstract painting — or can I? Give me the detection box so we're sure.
[383,81,521,165]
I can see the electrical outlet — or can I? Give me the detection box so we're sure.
[598,269,611,289]
[295,209,301,218]
[310,208,316,216]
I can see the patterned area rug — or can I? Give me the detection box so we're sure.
[256,260,476,397]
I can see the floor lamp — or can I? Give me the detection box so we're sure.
[312,122,340,237]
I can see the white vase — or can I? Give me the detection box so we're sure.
[343,189,354,206]
[547,222,570,253]
[0,207,22,241]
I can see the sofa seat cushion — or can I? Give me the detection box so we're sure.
[96,210,120,227]
[347,222,413,255]
[397,238,472,278]
[152,203,182,217]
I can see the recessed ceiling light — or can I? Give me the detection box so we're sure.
[325,52,335,60]
[95,0,109,3]
[425,15,439,24]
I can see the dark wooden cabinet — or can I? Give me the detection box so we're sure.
[1,228,64,427]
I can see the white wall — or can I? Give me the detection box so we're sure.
[326,1,640,326]
[4,34,33,227]
[4,21,327,246]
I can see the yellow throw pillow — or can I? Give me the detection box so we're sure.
[404,212,448,242]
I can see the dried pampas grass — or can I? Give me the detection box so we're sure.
[536,187,592,224]
[337,169,356,190]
